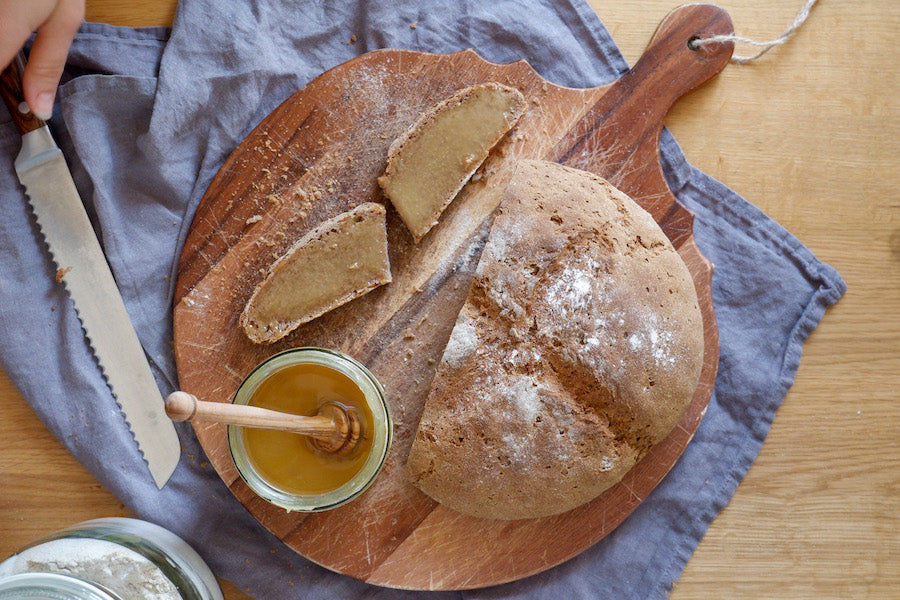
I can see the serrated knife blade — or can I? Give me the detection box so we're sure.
[1,53,179,488]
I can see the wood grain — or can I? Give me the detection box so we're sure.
[1,1,896,599]
[84,1,177,28]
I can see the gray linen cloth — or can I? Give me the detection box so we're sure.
[0,1,846,598]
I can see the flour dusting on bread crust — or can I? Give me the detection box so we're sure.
[406,160,704,520]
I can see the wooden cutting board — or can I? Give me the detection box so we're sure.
[173,3,730,590]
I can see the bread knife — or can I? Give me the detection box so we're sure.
[0,52,179,488]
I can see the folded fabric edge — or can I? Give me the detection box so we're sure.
[685,164,846,296]
[77,21,171,43]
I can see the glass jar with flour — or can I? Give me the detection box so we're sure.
[0,518,223,600]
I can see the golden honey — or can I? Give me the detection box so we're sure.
[228,348,391,512]
[242,363,373,495]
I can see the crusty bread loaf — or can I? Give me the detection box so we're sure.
[241,202,391,344]
[406,160,704,520]
[378,82,526,242]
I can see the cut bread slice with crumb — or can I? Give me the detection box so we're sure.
[378,82,526,243]
[241,202,392,344]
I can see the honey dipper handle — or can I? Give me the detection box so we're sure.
[165,391,338,438]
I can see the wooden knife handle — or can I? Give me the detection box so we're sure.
[0,52,46,134]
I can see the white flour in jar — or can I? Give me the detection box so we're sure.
[0,537,181,600]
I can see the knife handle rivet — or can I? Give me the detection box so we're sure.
[17,101,29,115]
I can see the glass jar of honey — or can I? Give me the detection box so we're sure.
[228,348,391,512]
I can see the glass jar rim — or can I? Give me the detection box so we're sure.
[0,572,122,600]
[228,347,392,512]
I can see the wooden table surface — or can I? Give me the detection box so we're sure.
[1,1,896,598]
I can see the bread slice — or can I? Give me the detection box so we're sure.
[406,160,705,520]
[378,82,527,243]
[241,202,391,344]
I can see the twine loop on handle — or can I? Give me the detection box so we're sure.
[690,0,818,64]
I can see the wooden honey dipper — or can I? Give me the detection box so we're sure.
[165,391,362,455]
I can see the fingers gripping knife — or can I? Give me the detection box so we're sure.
[0,52,180,488]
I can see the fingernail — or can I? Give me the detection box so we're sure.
[30,92,55,120]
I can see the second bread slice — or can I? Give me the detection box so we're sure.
[241,202,392,344]
[378,82,526,242]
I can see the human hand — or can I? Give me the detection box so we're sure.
[0,0,85,120]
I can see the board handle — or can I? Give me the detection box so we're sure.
[549,3,734,229]
[631,2,735,116]
[0,52,46,134]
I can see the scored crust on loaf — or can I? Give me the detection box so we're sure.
[378,82,527,243]
[241,202,392,344]
[405,160,705,520]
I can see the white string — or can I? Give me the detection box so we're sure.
[691,0,819,64]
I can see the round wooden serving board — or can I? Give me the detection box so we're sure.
[173,4,730,590]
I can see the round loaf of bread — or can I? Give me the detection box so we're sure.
[405,159,705,520]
